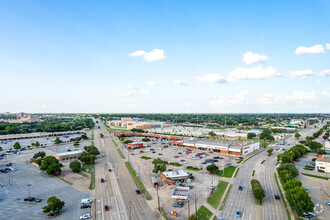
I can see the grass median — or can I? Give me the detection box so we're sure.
[219,184,232,210]
[208,181,229,209]
[117,148,126,159]
[196,205,213,220]
[112,139,119,147]
[125,161,151,200]
[274,172,291,220]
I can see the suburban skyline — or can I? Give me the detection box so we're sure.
[0,0,329,113]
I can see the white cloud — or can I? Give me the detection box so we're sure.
[127,85,136,89]
[322,88,330,97]
[294,44,325,55]
[196,74,227,83]
[320,69,330,76]
[258,93,285,105]
[284,90,317,101]
[129,50,147,57]
[289,69,313,79]
[210,90,250,107]
[227,66,280,82]
[146,81,156,87]
[182,102,191,107]
[242,51,268,64]
[326,43,330,50]
[174,79,188,85]
[129,49,166,62]
[120,91,133,97]
[139,89,150,95]
[258,90,317,105]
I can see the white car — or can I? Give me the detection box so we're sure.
[80,214,90,219]
[210,185,216,190]
[81,199,92,204]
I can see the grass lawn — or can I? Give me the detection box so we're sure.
[186,166,201,171]
[140,156,151,160]
[218,166,237,178]
[207,181,229,209]
[301,173,329,180]
[220,184,232,210]
[196,205,213,220]
[82,164,95,190]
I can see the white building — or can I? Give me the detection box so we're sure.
[316,155,330,173]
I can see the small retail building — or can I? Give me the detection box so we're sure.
[160,170,190,183]
[316,155,330,173]
[53,150,83,162]
[127,142,144,149]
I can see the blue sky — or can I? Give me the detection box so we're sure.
[0,0,329,113]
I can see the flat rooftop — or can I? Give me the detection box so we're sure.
[55,150,83,157]
[183,139,256,148]
[162,170,189,178]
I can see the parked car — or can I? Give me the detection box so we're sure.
[6,163,12,166]
[236,210,241,217]
[174,156,179,158]
[152,151,156,153]
[24,197,35,202]
[179,183,185,187]
[35,198,42,202]
[305,188,310,193]
[108,169,112,172]
[81,199,92,204]
[136,189,141,194]
[213,156,220,159]
[238,186,243,190]
[213,160,219,162]
[274,194,280,200]
[303,212,316,218]
[104,205,109,211]
[80,214,91,219]
[80,204,91,209]
[101,178,105,183]
[293,159,300,162]
[188,185,193,189]
[158,153,163,155]
[140,150,144,153]
[0,185,4,188]
[172,202,184,208]
[210,185,216,190]
[326,201,330,206]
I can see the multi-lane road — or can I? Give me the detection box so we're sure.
[92,120,157,220]
[220,123,325,220]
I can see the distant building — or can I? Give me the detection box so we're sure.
[316,155,330,173]
[53,150,83,162]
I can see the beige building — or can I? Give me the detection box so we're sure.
[53,150,83,162]
[316,155,330,173]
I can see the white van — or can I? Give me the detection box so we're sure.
[81,199,92,204]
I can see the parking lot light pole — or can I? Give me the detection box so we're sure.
[27,184,32,197]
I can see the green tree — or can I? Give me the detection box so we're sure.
[79,155,96,164]
[40,156,61,175]
[285,186,314,215]
[260,129,275,141]
[152,158,168,173]
[43,196,65,216]
[34,141,40,147]
[208,131,216,137]
[33,151,46,159]
[295,132,301,139]
[267,148,273,156]
[277,163,299,177]
[279,170,293,183]
[247,133,257,139]
[142,138,151,142]
[251,179,265,204]
[277,153,292,163]
[100,133,104,138]
[13,142,21,150]
[84,145,100,155]
[35,158,43,166]
[305,140,322,151]
[80,133,89,139]
[119,137,124,142]
[283,179,302,191]
[0,146,2,151]
[54,138,62,145]
[123,140,133,144]
[206,164,219,174]
[69,160,81,173]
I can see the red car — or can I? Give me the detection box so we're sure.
[104,205,109,211]
[174,156,179,158]
[293,159,300,162]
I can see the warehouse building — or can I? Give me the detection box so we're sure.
[127,142,144,149]
[53,150,83,162]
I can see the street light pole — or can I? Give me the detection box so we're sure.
[27,184,32,197]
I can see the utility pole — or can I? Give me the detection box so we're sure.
[157,186,160,210]
[194,194,197,219]
[138,165,140,180]
[129,201,132,220]
[8,172,11,186]
[188,199,190,218]
[27,184,32,197]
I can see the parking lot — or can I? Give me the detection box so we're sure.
[0,136,91,220]
[122,137,239,219]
